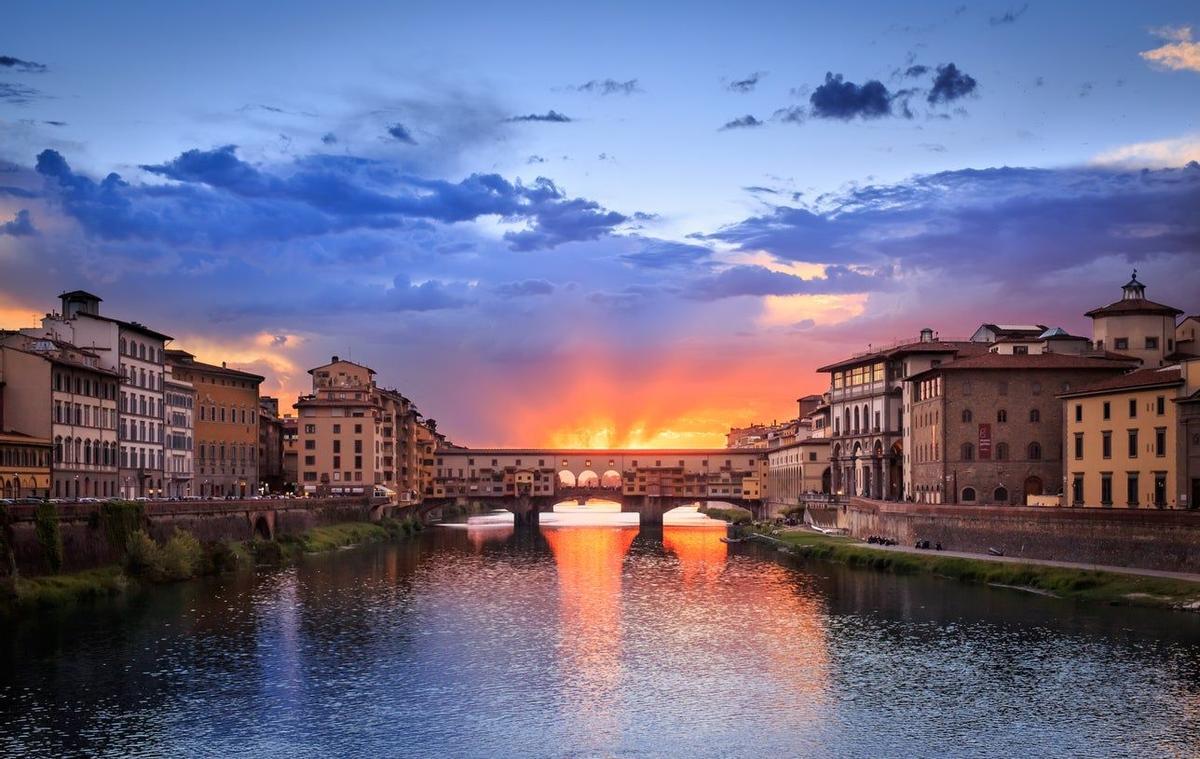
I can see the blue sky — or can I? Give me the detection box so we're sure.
[2,1,1198,446]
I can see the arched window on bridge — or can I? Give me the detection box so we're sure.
[557,470,577,487]
[577,470,600,487]
[600,470,622,489]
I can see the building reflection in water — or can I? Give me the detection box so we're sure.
[541,525,639,744]
[466,525,515,550]
[661,526,728,586]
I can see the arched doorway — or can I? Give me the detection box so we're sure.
[253,515,271,540]
[1023,476,1043,500]
[577,470,600,487]
[2,478,12,499]
[600,470,622,489]
[557,470,577,487]
[994,486,1009,504]
[821,467,832,494]
[889,442,903,501]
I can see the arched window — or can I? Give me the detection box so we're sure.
[1029,408,1040,422]
[853,407,860,433]
[120,337,127,355]
[961,487,976,502]
[995,442,1009,461]
[84,439,92,465]
[997,409,1008,423]
[961,409,973,423]
[54,437,63,463]
[994,486,1009,502]
[1028,442,1042,460]
[138,343,146,360]
[961,442,974,461]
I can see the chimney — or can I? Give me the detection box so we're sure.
[332,355,340,363]
[221,361,227,368]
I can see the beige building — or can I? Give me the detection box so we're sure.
[163,364,195,498]
[766,438,832,515]
[1086,272,1182,367]
[0,431,52,499]
[167,350,263,497]
[0,333,121,499]
[1061,362,1198,508]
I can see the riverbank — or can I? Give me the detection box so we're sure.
[0,517,423,616]
[748,527,1200,612]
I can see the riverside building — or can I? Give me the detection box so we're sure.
[163,364,196,498]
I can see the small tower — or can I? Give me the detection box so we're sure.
[1121,270,1146,301]
[1085,272,1182,367]
[59,290,102,318]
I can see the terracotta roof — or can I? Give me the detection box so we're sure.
[75,311,174,341]
[167,353,265,382]
[907,351,1137,381]
[1084,297,1183,319]
[1059,367,1183,398]
[817,340,981,373]
[308,357,376,375]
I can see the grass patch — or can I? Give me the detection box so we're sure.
[280,521,392,554]
[4,566,129,612]
[699,505,753,525]
[759,528,1200,611]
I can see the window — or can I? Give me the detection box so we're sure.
[1028,442,1042,460]
[1129,398,1137,418]
[993,486,1008,503]
[304,440,315,450]
[1102,431,1112,459]
[1013,345,1029,355]
[1155,428,1166,457]
[1101,473,1113,506]
[961,442,974,461]
[1156,396,1165,415]
[961,487,976,502]
[1074,404,1082,422]
[1102,401,1111,420]
[961,409,973,423]
[1127,473,1139,506]
[997,409,1007,423]
[333,424,341,434]
[1029,408,1040,423]
[1114,337,1128,350]
[304,455,315,466]
[1072,474,1084,505]
[1128,430,1138,458]
[995,442,1009,461]
[354,424,362,434]
[1145,337,1158,350]
[1154,473,1167,507]
[304,424,316,434]
[1074,433,1083,459]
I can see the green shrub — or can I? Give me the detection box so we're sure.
[247,538,286,564]
[100,501,144,556]
[161,529,202,581]
[203,540,246,574]
[34,501,64,574]
[124,530,164,579]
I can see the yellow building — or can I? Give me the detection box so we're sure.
[1085,272,1182,367]
[0,431,52,499]
[1061,365,1190,508]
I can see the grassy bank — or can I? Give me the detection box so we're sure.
[699,505,753,525]
[1,517,424,616]
[755,528,1200,612]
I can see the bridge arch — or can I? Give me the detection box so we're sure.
[557,470,577,487]
[252,514,272,540]
[577,469,600,487]
[600,469,622,489]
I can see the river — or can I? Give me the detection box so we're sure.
[2,522,1199,758]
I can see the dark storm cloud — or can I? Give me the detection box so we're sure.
[927,63,978,104]
[0,209,35,236]
[809,73,893,120]
[719,115,763,130]
[504,110,572,123]
[702,164,1200,282]
[0,82,43,104]
[384,275,469,311]
[495,279,555,297]
[32,145,630,250]
[570,79,640,95]
[685,264,886,300]
[727,72,766,93]
[989,4,1029,26]
[0,55,47,73]
[618,238,713,269]
[903,64,929,78]
[387,123,417,143]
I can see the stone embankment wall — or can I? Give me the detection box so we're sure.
[807,499,1200,573]
[3,497,377,577]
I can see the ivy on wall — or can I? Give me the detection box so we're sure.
[100,501,145,558]
[34,502,64,574]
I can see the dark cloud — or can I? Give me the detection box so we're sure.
[387,123,417,144]
[527,155,546,164]
[0,209,35,236]
[0,82,43,104]
[727,72,766,93]
[927,63,978,104]
[743,186,780,195]
[685,264,886,300]
[618,238,712,269]
[321,132,337,145]
[772,105,806,125]
[702,164,1200,284]
[809,73,893,120]
[33,146,630,250]
[989,4,1029,26]
[903,64,929,78]
[571,79,640,95]
[0,55,47,73]
[385,275,469,311]
[505,110,572,123]
[719,115,763,130]
[495,279,555,297]
[43,120,67,126]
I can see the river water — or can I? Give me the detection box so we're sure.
[2,522,1199,758]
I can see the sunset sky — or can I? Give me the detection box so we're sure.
[2,1,1198,448]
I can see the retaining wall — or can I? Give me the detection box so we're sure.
[813,499,1200,573]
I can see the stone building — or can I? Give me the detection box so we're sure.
[281,415,298,493]
[1086,272,1183,367]
[765,438,832,515]
[167,350,263,497]
[163,364,195,498]
[0,333,121,499]
[907,353,1135,505]
[295,357,386,496]
[1177,357,1200,509]
[258,396,286,493]
[820,329,988,501]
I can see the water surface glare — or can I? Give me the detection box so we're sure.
[2,526,1200,758]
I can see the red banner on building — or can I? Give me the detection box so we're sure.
[978,423,992,460]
